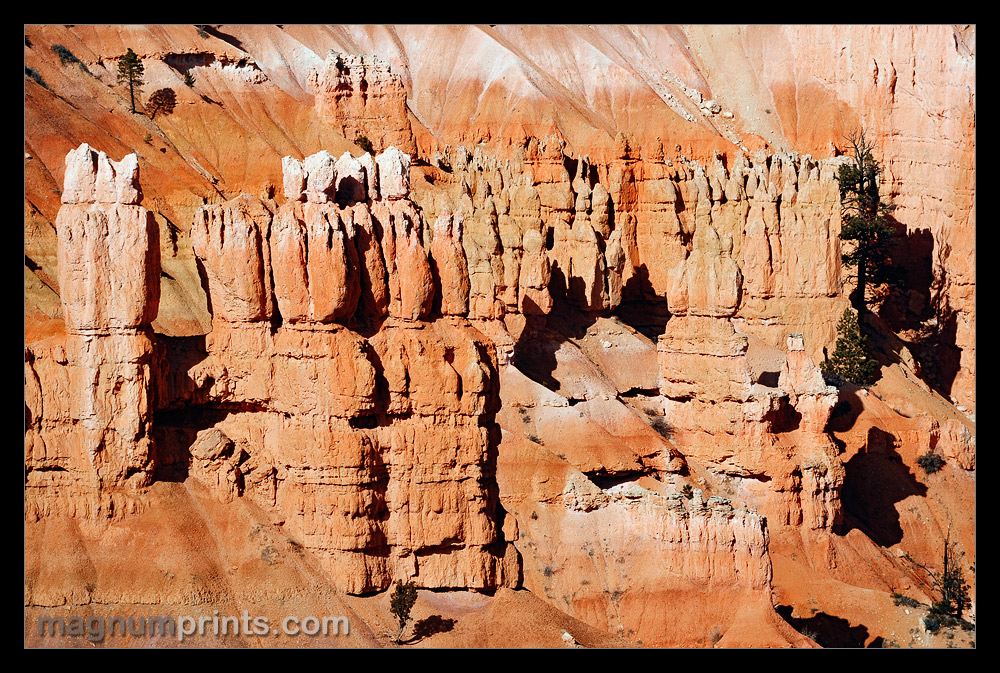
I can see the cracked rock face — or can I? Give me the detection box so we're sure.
[496,432,813,648]
[41,141,841,606]
[22,27,975,649]
[309,52,417,156]
[30,145,518,594]
[27,145,160,519]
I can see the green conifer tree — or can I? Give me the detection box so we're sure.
[822,308,879,385]
[390,580,418,643]
[836,129,897,313]
[908,532,973,625]
[117,48,145,114]
[930,536,972,621]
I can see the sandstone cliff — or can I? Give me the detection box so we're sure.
[24,25,975,649]
[26,144,160,520]
[309,52,417,156]
[164,149,518,594]
[498,433,812,648]
[24,24,974,410]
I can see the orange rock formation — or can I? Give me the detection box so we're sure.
[24,25,974,649]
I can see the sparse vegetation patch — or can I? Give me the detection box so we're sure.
[917,452,945,474]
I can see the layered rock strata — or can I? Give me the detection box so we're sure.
[498,435,811,648]
[21,26,974,413]
[309,52,418,156]
[156,147,514,594]
[413,136,849,365]
[689,24,976,412]
[303,27,973,410]
[25,144,160,519]
[406,132,853,564]
[657,220,843,535]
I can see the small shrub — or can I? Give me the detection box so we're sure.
[681,484,694,500]
[917,452,945,474]
[800,627,820,643]
[184,71,196,87]
[286,538,304,557]
[143,133,153,144]
[355,134,375,154]
[650,416,673,440]
[390,580,418,643]
[923,614,942,633]
[891,592,921,608]
[25,66,48,89]
[51,43,79,66]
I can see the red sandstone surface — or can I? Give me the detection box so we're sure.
[25,24,974,649]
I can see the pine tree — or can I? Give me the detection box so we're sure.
[389,580,418,643]
[822,308,879,385]
[836,129,897,313]
[930,537,972,621]
[909,533,973,625]
[117,48,145,114]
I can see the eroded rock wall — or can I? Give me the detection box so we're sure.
[309,52,417,156]
[685,25,976,411]
[25,144,160,519]
[656,219,843,536]
[23,29,974,648]
[412,135,849,370]
[28,144,517,595]
[156,147,514,594]
[497,434,812,648]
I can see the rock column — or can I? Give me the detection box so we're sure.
[174,148,515,593]
[25,144,160,518]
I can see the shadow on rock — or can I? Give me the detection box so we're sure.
[776,605,874,648]
[825,385,863,434]
[615,263,671,341]
[405,615,456,644]
[838,426,927,546]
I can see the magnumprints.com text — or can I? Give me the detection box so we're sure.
[36,611,349,642]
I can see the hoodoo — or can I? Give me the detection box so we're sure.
[25,25,974,649]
